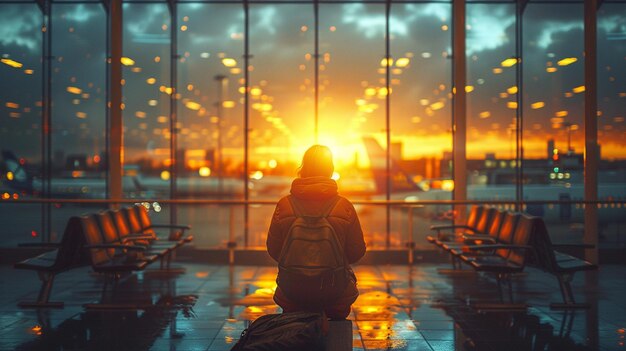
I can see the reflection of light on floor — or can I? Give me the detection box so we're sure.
[235,279,280,321]
[194,271,209,278]
[352,290,406,344]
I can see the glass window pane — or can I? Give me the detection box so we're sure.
[598,4,626,247]
[177,3,245,247]
[0,4,42,246]
[122,3,171,200]
[247,4,314,247]
[49,4,107,238]
[390,3,452,248]
[320,3,386,247]
[522,3,584,241]
[467,3,517,200]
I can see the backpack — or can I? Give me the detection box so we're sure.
[230,312,325,351]
[277,195,348,306]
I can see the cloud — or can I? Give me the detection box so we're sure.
[0,6,41,52]
[467,5,515,54]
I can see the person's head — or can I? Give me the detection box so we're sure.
[297,145,334,178]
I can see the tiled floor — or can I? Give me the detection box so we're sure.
[0,262,624,350]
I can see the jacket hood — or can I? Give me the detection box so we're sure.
[290,176,338,200]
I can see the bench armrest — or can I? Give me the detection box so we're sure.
[17,243,62,248]
[463,237,496,245]
[552,243,595,249]
[430,225,473,235]
[85,244,146,252]
[430,224,471,231]
[461,233,491,240]
[123,234,155,241]
[151,224,192,231]
[464,244,534,252]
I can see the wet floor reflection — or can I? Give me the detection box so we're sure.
[1,264,619,351]
[13,294,198,350]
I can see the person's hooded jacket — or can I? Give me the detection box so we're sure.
[266,176,366,264]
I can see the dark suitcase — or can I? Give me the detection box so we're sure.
[231,312,325,351]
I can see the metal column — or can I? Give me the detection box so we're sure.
[452,0,467,225]
[37,0,52,240]
[515,0,529,209]
[385,0,391,248]
[107,0,123,204]
[243,0,250,247]
[168,0,179,225]
[584,0,599,265]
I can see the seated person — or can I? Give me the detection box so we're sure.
[266,145,366,320]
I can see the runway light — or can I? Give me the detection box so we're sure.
[1,58,23,68]
[146,77,156,84]
[465,85,474,93]
[500,58,518,67]
[121,57,135,66]
[479,111,491,119]
[531,101,545,109]
[572,85,585,93]
[198,167,211,177]
[546,67,557,73]
[430,102,445,110]
[557,57,577,66]
[222,101,236,108]
[380,58,393,67]
[507,102,518,109]
[6,172,14,181]
[250,170,263,180]
[222,58,237,67]
[5,102,19,109]
[441,180,454,191]
[186,101,201,110]
[395,58,410,67]
[555,110,568,117]
[66,86,82,94]
[160,170,170,180]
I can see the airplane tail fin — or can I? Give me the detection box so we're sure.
[362,137,420,195]
[1,150,35,193]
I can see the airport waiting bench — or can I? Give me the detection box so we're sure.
[14,204,193,309]
[426,205,597,309]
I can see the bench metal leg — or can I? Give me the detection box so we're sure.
[18,272,64,309]
[550,273,590,309]
[144,249,186,276]
[471,273,527,313]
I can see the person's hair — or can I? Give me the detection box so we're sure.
[297,145,334,178]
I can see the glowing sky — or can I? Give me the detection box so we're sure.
[1,2,625,171]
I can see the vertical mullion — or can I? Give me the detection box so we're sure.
[108,0,123,205]
[314,0,319,144]
[452,0,467,224]
[385,0,391,249]
[244,0,250,247]
[515,0,524,210]
[169,1,178,225]
[41,0,52,241]
[584,0,598,265]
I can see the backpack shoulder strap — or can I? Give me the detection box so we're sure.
[287,195,304,218]
[322,196,341,218]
